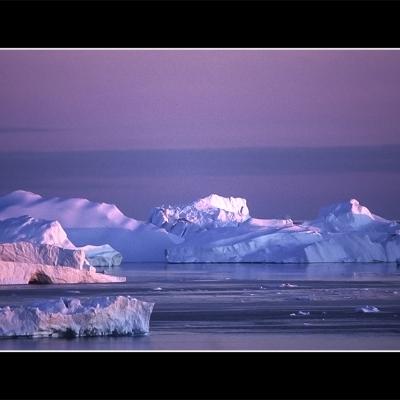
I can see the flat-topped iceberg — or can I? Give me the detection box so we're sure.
[0,261,126,285]
[0,296,153,337]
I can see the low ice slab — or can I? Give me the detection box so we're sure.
[0,296,154,337]
[0,261,126,285]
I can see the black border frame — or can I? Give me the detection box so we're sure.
[0,1,400,48]
[0,1,399,399]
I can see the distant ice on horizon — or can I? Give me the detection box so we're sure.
[0,190,399,264]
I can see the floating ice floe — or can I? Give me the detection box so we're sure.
[280,283,298,288]
[355,305,380,313]
[0,296,153,337]
[290,310,311,317]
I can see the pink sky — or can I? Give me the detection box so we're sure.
[1,50,400,151]
[0,50,399,219]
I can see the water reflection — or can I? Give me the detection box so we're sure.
[106,262,400,282]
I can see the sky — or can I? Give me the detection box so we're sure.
[0,49,399,220]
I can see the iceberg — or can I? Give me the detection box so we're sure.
[0,191,181,262]
[0,242,87,269]
[1,191,399,264]
[0,215,75,249]
[0,215,122,267]
[80,244,123,267]
[0,296,153,337]
[167,198,400,263]
[0,261,126,285]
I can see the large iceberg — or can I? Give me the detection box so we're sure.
[0,261,126,284]
[0,242,87,269]
[1,191,399,264]
[167,198,400,263]
[0,191,182,262]
[0,296,152,337]
[0,215,122,267]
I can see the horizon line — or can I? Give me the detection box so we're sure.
[1,143,400,154]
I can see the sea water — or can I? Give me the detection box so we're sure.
[0,262,400,350]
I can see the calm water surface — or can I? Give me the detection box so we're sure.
[1,263,400,350]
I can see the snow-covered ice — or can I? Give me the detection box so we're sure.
[0,261,126,285]
[0,296,153,337]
